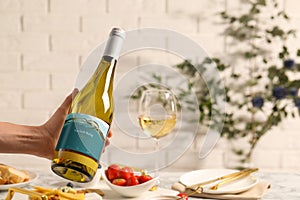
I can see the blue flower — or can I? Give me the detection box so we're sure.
[283,59,295,69]
[252,96,264,108]
[272,87,287,99]
[295,99,300,109]
[289,88,298,96]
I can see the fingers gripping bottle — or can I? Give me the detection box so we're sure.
[51,28,126,183]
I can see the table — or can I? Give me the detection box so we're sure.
[0,154,299,200]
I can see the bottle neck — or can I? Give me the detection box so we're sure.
[103,33,125,59]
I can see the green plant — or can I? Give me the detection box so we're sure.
[131,0,300,168]
[214,0,300,166]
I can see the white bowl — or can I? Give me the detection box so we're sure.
[102,170,160,197]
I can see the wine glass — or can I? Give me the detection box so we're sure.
[138,89,177,152]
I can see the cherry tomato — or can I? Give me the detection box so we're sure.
[126,176,139,186]
[107,164,120,181]
[112,178,127,186]
[139,174,153,183]
[119,166,134,181]
[135,175,141,180]
[177,193,188,200]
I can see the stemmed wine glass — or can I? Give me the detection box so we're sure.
[138,89,177,152]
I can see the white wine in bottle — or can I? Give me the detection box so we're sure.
[51,28,126,183]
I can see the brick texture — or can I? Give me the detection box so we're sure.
[0,53,21,72]
[0,0,47,14]
[0,110,50,125]
[0,33,48,52]
[23,91,67,110]
[108,0,166,15]
[0,13,20,32]
[23,52,78,72]
[0,0,299,172]
[82,13,139,35]
[23,14,80,33]
[50,0,105,15]
[0,72,49,90]
[0,92,22,109]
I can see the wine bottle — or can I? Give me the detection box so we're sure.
[51,28,126,183]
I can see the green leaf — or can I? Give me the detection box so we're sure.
[284,13,289,19]
[230,17,237,23]
[279,52,284,59]
[245,123,252,130]
[278,73,289,84]
[287,29,296,36]
[266,26,285,37]
[278,45,289,59]
[288,80,300,88]
[245,51,257,58]
[256,75,262,79]
[257,0,266,6]
[263,58,268,63]
[231,73,240,79]
[268,65,279,80]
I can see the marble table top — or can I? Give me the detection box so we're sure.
[0,154,299,200]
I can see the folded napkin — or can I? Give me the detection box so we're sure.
[171,181,271,200]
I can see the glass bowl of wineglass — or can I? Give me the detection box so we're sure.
[138,89,177,152]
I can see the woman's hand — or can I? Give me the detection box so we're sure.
[40,89,113,159]
[38,89,78,159]
[0,89,112,160]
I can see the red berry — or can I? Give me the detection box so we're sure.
[177,193,188,200]
[119,166,134,181]
[107,164,120,181]
[126,176,139,186]
[139,175,152,183]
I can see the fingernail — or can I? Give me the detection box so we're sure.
[72,88,79,97]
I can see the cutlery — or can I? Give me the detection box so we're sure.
[209,168,258,190]
[176,168,258,199]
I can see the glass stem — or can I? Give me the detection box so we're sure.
[155,139,159,152]
[154,138,159,175]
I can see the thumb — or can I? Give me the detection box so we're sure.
[61,88,79,114]
[45,88,78,129]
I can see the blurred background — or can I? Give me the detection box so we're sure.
[0,0,299,172]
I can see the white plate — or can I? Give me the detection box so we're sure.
[0,171,38,190]
[179,169,258,194]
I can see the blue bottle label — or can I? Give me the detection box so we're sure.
[55,113,109,161]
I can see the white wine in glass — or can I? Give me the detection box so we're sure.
[138,89,177,150]
[138,114,176,139]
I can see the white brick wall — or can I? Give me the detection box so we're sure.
[0,0,48,14]
[0,72,49,90]
[23,14,80,33]
[50,0,105,15]
[0,53,20,72]
[0,0,299,172]
[0,33,49,52]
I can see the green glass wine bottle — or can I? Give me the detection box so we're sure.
[51,28,126,183]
